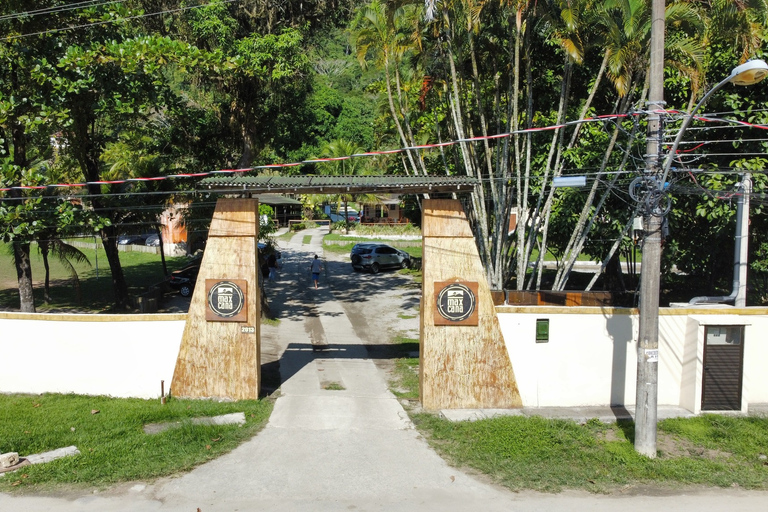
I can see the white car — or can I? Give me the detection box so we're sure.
[350,243,411,273]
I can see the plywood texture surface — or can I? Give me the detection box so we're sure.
[422,199,474,238]
[172,198,261,400]
[420,199,521,410]
[207,198,260,238]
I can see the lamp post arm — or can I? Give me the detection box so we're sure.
[660,74,733,186]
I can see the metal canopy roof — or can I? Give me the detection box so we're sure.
[253,193,302,206]
[199,175,479,195]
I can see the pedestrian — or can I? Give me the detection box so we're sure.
[309,254,322,289]
[267,252,278,281]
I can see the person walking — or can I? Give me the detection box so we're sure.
[267,252,278,281]
[309,254,323,289]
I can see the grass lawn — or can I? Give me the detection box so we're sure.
[387,336,768,493]
[0,241,195,312]
[387,336,420,401]
[0,393,273,492]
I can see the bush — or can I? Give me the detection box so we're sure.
[331,220,348,232]
[356,224,421,237]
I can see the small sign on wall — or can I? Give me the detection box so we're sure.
[434,281,479,326]
[205,279,248,322]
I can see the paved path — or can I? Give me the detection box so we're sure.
[2,228,767,511]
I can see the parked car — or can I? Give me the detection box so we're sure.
[145,234,160,247]
[350,243,411,273]
[118,234,147,245]
[168,260,201,297]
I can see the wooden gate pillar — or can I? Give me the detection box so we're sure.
[172,198,261,400]
[420,199,521,409]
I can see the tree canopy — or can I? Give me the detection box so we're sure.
[2,0,768,310]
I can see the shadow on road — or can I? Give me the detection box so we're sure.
[259,243,421,397]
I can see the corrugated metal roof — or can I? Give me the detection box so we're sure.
[254,193,302,205]
[199,175,479,194]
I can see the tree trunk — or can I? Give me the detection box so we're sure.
[441,13,492,284]
[13,241,35,313]
[383,59,422,177]
[41,242,51,303]
[237,124,255,169]
[513,8,529,290]
[100,225,130,310]
[552,89,642,290]
[157,228,168,276]
[603,252,626,292]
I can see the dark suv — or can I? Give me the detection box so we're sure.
[350,243,411,273]
[168,260,201,297]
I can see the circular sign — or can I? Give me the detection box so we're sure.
[207,281,245,318]
[436,283,476,322]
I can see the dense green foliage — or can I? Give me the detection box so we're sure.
[2,0,768,309]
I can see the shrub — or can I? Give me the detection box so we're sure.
[330,220,348,232]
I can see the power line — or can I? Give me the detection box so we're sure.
[2,109,767,197]
[1,0,241,41]
[0,1,126,22]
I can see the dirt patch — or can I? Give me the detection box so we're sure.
[595,427,624,443]
[656,432,732,460]
[594,428,732,460]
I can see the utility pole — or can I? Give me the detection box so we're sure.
[634,0,666,458]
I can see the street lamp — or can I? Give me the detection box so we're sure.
[634,58,768,458]
[665,60,768,308]
[661,59,768,185]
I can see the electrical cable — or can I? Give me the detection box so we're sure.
[0,1,126,22]
[1,0,241,41]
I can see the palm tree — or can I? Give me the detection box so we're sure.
[546,0,705,291]
[37,238,91,304]
[315,139,381,234]
[353,0,428,178]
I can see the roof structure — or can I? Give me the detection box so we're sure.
[199,175,479,195]
[253,193,302,206]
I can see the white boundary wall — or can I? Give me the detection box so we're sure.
[2,307,767,411]
[497,306,768,413]
[0,313,185,399]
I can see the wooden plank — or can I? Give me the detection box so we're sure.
[171,198,261,400]
[421,199,474,238]
[490,290,505,306]
[208,198,260,238]
[420,199,522,410]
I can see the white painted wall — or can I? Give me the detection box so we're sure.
[3,307,767,410]
[497,307,768,412]
[0,313,184,399]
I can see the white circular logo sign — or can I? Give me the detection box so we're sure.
[436,283,476,322]
[207,281,245,318]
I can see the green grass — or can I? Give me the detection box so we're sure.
[407,413,768,493]
[659,415,768,459]
[382,336,768,493]
[302,235,312,245]
[0,242,194,312]
[354,224,421,237]
[387,335,420,400]
[0,393,273,492]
